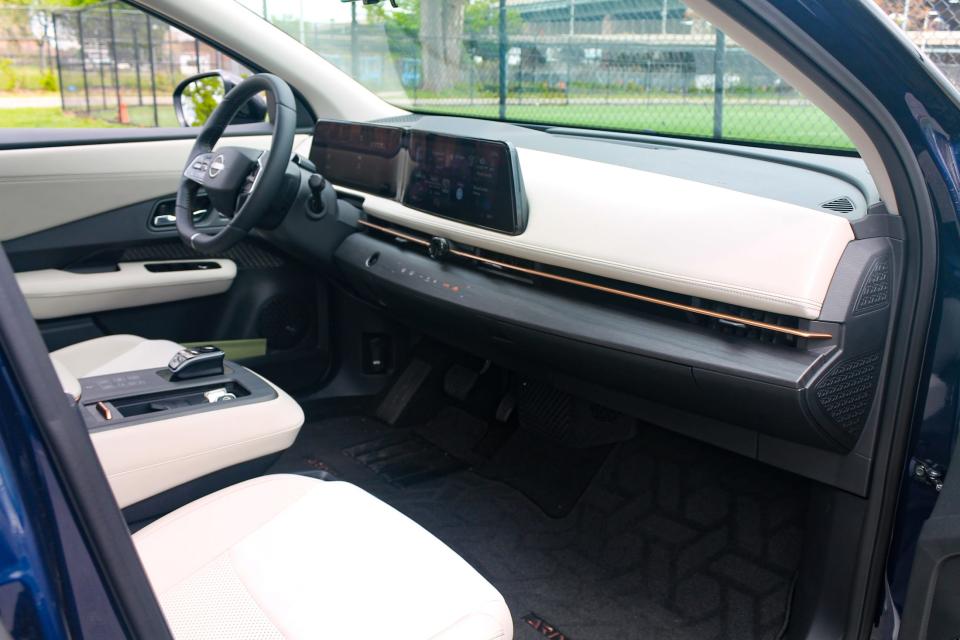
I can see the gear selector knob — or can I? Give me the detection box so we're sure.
[168,345,225,381]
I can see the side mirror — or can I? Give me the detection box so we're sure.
[173,71,269,128]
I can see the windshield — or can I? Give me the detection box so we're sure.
[238,0,854,152]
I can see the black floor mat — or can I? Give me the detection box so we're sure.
[271,416,808,640]
[478,428,613,518]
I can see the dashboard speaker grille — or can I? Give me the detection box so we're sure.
[853,256,890,315]
[821,196,855,214]
[815,352,881,441]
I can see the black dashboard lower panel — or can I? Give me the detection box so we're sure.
[337,233,843,444]
[334,231,893,495]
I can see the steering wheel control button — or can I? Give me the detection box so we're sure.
[428,236,451,260]
[185,153,215,183]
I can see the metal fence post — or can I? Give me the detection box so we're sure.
[132,18,143,105]
[167,27,175,78]
[52,12,66,111]
[518,46,523,104]
[712,30,725,139]
[77,10,90,112]
[146,14,159,126]
[350,1,358,79]
[498,0,507,120]
[99,62,106,108]
[108,1,122,118]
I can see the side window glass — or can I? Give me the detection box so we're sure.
[0,0,250,128]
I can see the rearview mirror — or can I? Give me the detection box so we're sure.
[173,71,269,128]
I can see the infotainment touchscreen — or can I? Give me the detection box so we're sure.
[402,131,522,234]
[310,121,403,197]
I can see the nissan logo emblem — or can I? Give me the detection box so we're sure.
[208,154,225,178]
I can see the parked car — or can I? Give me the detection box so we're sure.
[0,0,957,638]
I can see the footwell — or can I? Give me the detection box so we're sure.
[271,415,808,640]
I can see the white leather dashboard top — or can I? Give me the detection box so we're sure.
[16,259,236,320]
[340,146,855,320]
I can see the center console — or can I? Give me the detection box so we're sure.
[80,347,304,510]
[79,361,277,431]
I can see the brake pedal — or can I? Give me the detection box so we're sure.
[443,363,481,401]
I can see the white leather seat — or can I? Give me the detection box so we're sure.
[134,474,513,640]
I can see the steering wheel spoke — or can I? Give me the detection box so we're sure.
[236,152,265,212]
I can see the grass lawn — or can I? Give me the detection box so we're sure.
[0,102,855,151]
[412,102,854,150]
[0,107,126,128]
[0,105,179,128]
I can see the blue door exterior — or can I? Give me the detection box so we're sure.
[1,0,959,637]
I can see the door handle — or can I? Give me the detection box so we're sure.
[150,208,207,229]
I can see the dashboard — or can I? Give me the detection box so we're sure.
[278,115,899,497]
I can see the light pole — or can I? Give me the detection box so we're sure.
[298,0,305,43]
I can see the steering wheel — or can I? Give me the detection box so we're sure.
[177,73,297,254]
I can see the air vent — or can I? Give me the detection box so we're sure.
[820,196,855,214]
[691,301,800,347]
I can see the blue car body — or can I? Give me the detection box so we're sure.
[1,0,959,637]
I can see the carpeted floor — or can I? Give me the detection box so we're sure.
[271,414,809,640]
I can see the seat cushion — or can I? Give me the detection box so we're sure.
[134,475,512,640]
[51,334,183,379]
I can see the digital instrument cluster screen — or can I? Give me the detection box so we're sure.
[310,121,403,197]
[402,132,520,234]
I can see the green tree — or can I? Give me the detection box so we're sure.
[366,0,520,92]
[4,0,102,82]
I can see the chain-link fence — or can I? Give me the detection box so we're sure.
[1,0,959,147]
[49,0,248,127]
[286,0,960,150]
[284,1,851,150]
[886,0,960,89]
[0,6,58,92]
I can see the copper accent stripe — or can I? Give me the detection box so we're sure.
[358,219,833,340]
[96,401,113,421]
